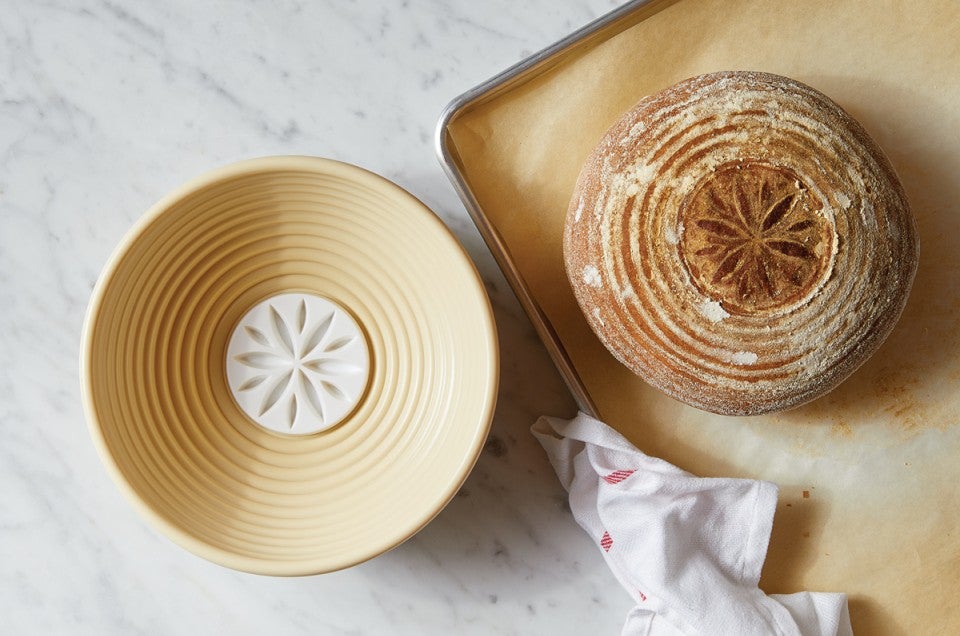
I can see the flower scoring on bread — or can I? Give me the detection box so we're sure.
[562,71,917,416]
[678,161,835,316]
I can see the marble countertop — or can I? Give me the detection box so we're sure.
[1,1,633,633]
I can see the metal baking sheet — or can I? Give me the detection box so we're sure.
[436,1,960,633]
[436,0,672,417]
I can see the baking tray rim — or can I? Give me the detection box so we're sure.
[435,0,662,417]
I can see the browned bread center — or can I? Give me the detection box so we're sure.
[678,160,835,316]
[563,71,917,416]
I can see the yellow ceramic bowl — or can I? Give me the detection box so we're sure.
[81,157,498,575]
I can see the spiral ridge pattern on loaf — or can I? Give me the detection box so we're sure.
[564,71,917,415]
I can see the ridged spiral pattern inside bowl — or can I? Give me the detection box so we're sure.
[82,158,498,574]
[564,71,917,415]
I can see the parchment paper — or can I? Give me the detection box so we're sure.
[446,1,960,633]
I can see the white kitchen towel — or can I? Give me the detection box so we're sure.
[532,412,853,636]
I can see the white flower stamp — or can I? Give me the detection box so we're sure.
[226,293,370,435]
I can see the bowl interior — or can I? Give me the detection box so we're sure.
[82,157,498,574]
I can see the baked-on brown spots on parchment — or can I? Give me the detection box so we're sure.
[679,161,831,315]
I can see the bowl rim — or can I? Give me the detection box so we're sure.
[79,155,500,576]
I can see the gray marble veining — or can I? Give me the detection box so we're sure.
[0,1,631,634]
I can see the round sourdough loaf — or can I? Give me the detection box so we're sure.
[563,71,918,416]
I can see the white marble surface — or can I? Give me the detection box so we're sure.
[0,1,634,634]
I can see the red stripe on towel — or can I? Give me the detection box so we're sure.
[603,469,635,484]
[600,531,613,552]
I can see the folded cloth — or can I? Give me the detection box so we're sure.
[532,412,853,636]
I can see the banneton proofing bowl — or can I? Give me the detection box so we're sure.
[80,156,498,575]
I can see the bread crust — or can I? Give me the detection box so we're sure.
[563,71,918,416]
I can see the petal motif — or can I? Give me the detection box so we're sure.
[300,312,334,358]
[321,381,346,400]
[761,192,797,231]
[323,335,355,353]
[303,358,363,375]
[296,299,307,334]
[696,218,742,238]
[711,246,746,283]
[733,179,755,228]
[234,351,288,369]
[299,369,325,423]
[270,305,295,356]
[244,326,271,347]
[787,220,815,232]
[286,394,298,429]
[260,369,293,416]
[238,375,268,391]
[767,240,813,259]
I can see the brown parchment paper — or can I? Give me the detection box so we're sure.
[446,1,960,633]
